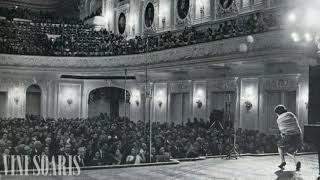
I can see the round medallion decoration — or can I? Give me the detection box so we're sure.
[145,2,155,28]
[177,0,190,19]
[118,13,126,34]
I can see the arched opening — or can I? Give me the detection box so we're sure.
[26,84,41,116]
[88,87,130,118]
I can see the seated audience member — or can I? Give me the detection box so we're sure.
[90,151,103,166]
[0,113,313,168]
[156,147,170,162]
[126,148,137,164]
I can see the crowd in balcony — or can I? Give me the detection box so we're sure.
[83,7,102,21]
[0,7,81,24]
[0,6,280,57]
[0,113,314,168]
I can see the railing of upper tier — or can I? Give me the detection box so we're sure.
[0,7,283,57]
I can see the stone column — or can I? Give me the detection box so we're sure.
[102,0,115,31]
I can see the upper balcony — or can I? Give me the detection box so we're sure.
[0,5,317,72]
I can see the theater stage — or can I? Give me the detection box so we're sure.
[1,154,319,180]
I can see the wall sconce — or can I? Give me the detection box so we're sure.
[162,16,166,29]
[200,6,205,17]
[132,25,135,35]
[196,100,203,108]
[131,89,140,107]
[135,100,140,106]
[158,101,163,108]
[14,96,19,104]
[67,98,73,105]
[244,101,253,111]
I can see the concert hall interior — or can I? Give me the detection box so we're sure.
[0,0,319,179]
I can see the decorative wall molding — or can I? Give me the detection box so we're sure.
[0,30,299,71]
[216,0,240,19]
[174,0,194,28]
[143,0,159,33]
[169,81,192,93]
[262,76,299,91]
[116,3,130,36]
[207,78,238,92]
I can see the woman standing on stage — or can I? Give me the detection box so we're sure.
[275,105,303,171]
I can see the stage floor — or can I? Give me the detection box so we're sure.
[1,154,319,180]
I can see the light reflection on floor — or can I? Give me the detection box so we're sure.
[1,154,318,180]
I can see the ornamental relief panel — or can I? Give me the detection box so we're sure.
[262,77,299,91]
[216,0,240,19]
[116,4,130,36]
[143,0,159,33]
[169,81,192,93]
[207,79,238,92]
[174,0,194,28]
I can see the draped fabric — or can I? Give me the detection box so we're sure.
[170,93,190,124]
[0,92,7,118]
[265,91,296,131]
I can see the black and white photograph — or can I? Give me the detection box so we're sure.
[177,0,189,19]
[145,2,154,28]
[0,0,320,180]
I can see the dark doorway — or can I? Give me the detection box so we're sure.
[88,87,130,118]
[26,84,41,116]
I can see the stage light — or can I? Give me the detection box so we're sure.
[239,43,248,53]
[246,35,254,44]
[304,33,312,42]
[291,32,300,42]
[288,12,296,23]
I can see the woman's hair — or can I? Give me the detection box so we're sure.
[274,105,288,115]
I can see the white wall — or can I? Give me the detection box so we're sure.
[58,83,82,119]
[240,78,259,130]
[153,83,168,123]
[192,81,207,121]
[0,71,309,133]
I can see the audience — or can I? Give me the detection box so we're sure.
[0,113,315,168]
[0,7,82,24]
[0,10,280,57]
